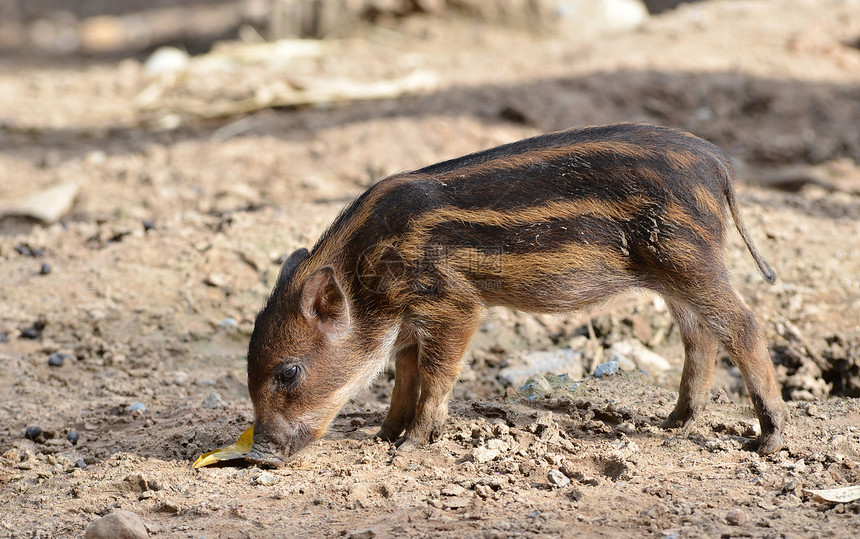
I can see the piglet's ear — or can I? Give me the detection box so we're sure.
[276,248,310,291]
[299,266,350,338]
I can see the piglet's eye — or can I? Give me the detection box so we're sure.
[279,365,299,386]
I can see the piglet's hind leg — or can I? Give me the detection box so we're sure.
[662,300,719,429]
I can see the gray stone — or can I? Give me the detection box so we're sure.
[166,370,190,386]
[255,471,278,486]
[592,361,620,378]
[218,317,239,328]
[500,348,584,386]
[128,402,146,413]
[608,340,671,376]
[201,392,226,409]
[84,510,148,539]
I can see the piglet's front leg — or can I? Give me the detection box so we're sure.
[376,344,419,442]
[394,311,481,451]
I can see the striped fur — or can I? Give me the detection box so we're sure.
[246,123,787,467]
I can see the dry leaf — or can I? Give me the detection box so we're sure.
[192,426,254,468]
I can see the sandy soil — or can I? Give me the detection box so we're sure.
[1,0,860,537]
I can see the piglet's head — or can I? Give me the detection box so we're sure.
[245,248,354,467]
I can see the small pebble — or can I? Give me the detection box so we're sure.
[20,317,48,340]
[84,510,148,539]
[75,459,87,470]
[142,220,156,232]
[39,263,52,275]
[47,352,67,367]
[0,332,7,343]
[726,508,748,526]
[21,328,40,339]
[201,392,225,409]
[592,361,620,378]
[255,472,278,486]
[167,370,190,386]
[67,430,79,445]
[441,484,468,497]
[15,243,44,257]
[25,426,43,441]
[548,469,571,488]
[129,402,146,413]
[471,446,500,464]
[442,496,471,509]
[218,317,238,328]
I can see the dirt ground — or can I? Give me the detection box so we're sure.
[2,0,860,537]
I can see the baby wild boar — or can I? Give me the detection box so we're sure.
[245,123,787,466]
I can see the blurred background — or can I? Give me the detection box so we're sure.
[0,1,703,56]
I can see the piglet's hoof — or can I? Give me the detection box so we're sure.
[374,427,401,443]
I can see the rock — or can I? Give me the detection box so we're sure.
[442,484,468,497]
[20,317,48,340]
[517,373,579,401]
[75,459,87,470]
[548,469,571,488]
[499,348,585,386]
[66,430,79,445]
[475,484,494,498]
[217,317,239,328]
[24,426,43,441]
[443,496,471,509]
[166,371,190,386]
[255,471,278,486]
[15,243,45,257]
[129,402,146,414]
[155,500,181,514]
[0,182,79,224]
[348,530,376,539]
[201,392,226,409]
[47,352,68,367]
[144,46,190,75]
[520,375,553,395]
[726,508,748,526]
[471,446,501,464]
[84,510,149,539]
[204,273,230,288]
[125,472,164,492]
[39,263,52,275]
[592,360,620,378]
[608,340,671,376]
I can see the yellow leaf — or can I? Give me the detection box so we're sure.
[192,426,254,468]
